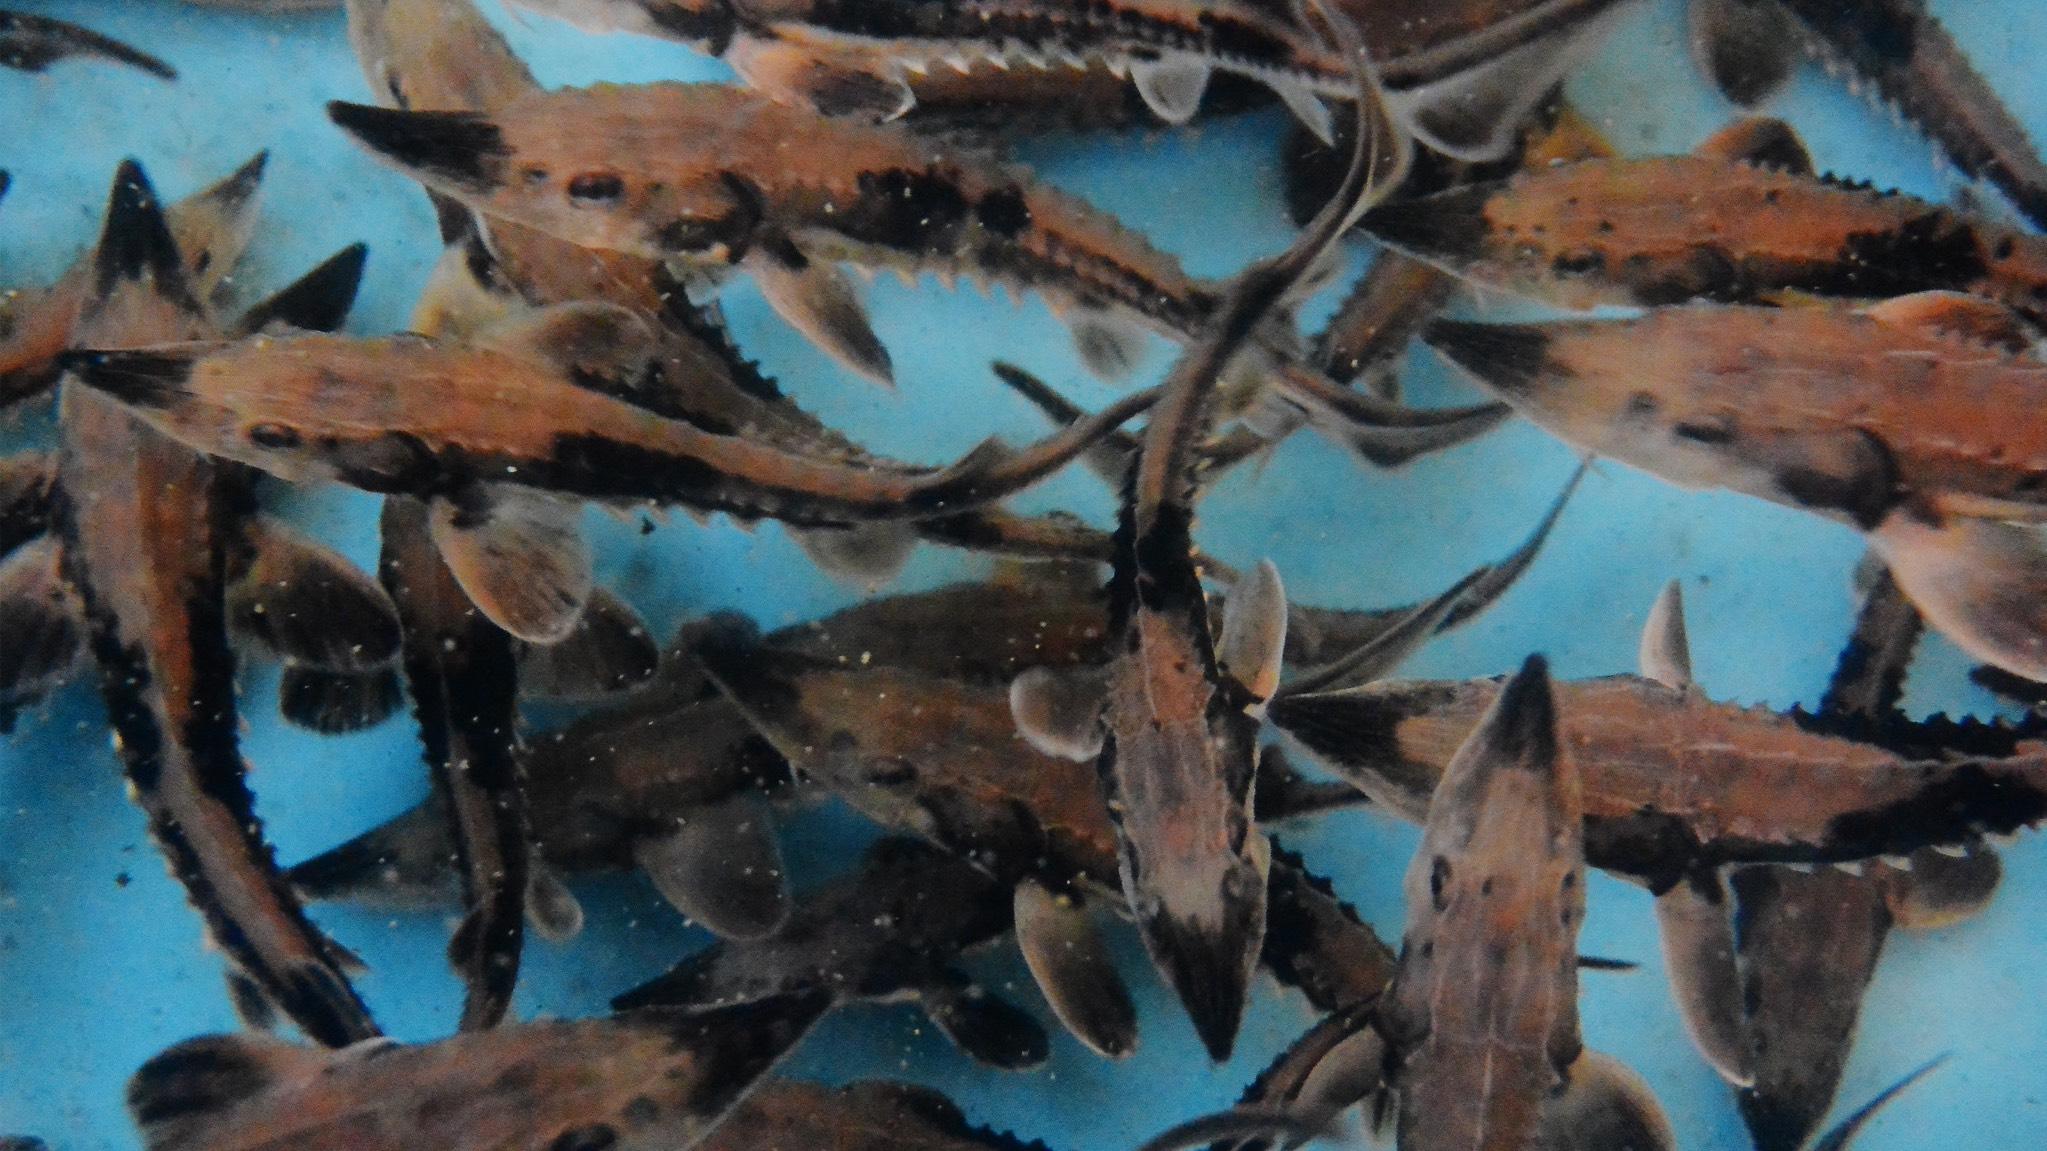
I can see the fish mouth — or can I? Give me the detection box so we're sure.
[58,349,196,412]
[1141,899,1264,1062]
[1421,319,1556,398]
[326,101,509,195]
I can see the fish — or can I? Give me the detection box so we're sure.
[1364,118,2047,322]
[0,10,175,78]
[1423,292,2047,682]
[1772,0,2047,232]
[52,161,378,1046]
[124,993,827,1151]
[701,1080,1063,1151]
[3,151,270,406]
[613,836,1052,1070]
[502,0,1634,162]
[321,82,1508,465]
[1686,0,1800,108]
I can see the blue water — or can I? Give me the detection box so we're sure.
[1,0,2043,1147]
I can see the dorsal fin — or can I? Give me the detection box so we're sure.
[1638,580,1693,690]
[92,159,201,315]
[1218,560,1287,703]
[479,300,664,393]
[1864,291,2033,353]
[1694,117,1813,174]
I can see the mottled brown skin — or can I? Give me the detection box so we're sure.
[1376,661,1582,1151]
[127,996,826,1151]
[1435,304,2047,527]
[54,167,376,1048]
[378,496,529,1031]
[1277,673,2047,882]
[1371,155,2047,320]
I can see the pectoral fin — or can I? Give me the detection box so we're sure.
[1009,664,1108,760]
[1068,312,1149,381]
[525,861,586,943]
[1694,116,1813,173]
[1013,881,1138,1059]
[429,487,593,644]
[1388,18,1618,163]
[632,791,791,940]
[1870,509,2047,682]
[792,522,918,586]
[480,300,664,395]
[0,537,84,729]
[1687,0,1800,109]
[1654,868,1752,1086]
[1864,290,2034,353]
[1218,560,1287,703]
[1130,56,1211,124]
[276,667,403,735]
[231,516,400,673]
[1638,580,1694,691]
[920,972,1051,1070]
[1882,844,2001,932]
[517,585,658,701]
[727,38,916,120]
[1539,1050,1678,1151]
[748,243,894,388]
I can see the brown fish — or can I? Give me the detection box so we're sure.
[0,9,175,78]
[1424,293,2047,681]
[125,993,827,1151]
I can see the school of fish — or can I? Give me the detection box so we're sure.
[3,0,2044,1149]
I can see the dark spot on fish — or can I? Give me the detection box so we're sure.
[1995,236,2017,260]
[1429,856,1451,910]
[329,432,442,494]
[548,1125,618,1151]
[976,187,1032,237]
[839,169,970,254]
[489,1063,539,1095]
[1625,392,1659,420]
[1630,245,1740,305]
[567,172,625,205]
[1479,876,1495,896]
[1825,214,1987,297]
[647,0,737,54]
[1824,763,2047,858]
[1673,420,1735,445]
[1551,250,1605,277]
[622,1096,662,1125]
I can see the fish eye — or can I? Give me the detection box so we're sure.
[248,423,301,449]
[1429,856,1452,910]
[567,172,626,205]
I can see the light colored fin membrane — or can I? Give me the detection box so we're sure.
[1271,76,1336,146]
[1290,1025,1387,1144]
[792,522,918,587]
[481,300,662,388]
[429,486,594,644]
[1883,843,2002,932]
[1131,56,1212,124]
[631,791,791,940]
[1638,580,1693,690]
[1865,290,2033,353]
[1387,11,1624,163]
[0,537,84,714]
[231,516,400,672]
[1539,1049,1678,1151]
[524,861,586,943]
[1013,881,1138,1059]
[1217,559,1287,702]
[1009,664,1109,761]
[1870,511,2047,682]
[1069,312,1150,381]
[517,585,659,701]
[728,37,917,120]
[1687,0,1800,109]
[1654,869,1753,1086]
[750,248,895,388]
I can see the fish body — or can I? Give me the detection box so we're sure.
[53,164,376,1046]
[1377,658,1583,1151]
[1275,672,2047,883]
[0,10,175,77]
[1367,153,2047,320]
[126,995,826,1151]
[66,325,1142,527]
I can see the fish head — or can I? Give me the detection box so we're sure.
[328,87,762,263]
[61,338,445,492]
[1380,656,1584,1071]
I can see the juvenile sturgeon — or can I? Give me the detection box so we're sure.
[1364,118,2047,322]
[53,162,377,1046]
[124,993,827,1151]
[1424,293,2047,683]
[321,82,1507,464]
[503,0,1633,162]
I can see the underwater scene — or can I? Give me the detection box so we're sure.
[2,0,2045,1148]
